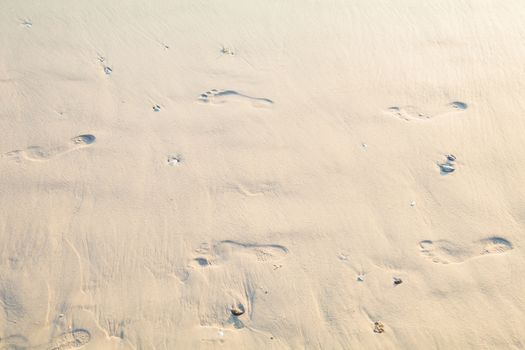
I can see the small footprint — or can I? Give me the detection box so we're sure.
[167,155,182,166]
[220,45,235,56]
[97,55,112,75]
[46,329,91,350]
[3,134,96,162]
[20,19,32,28]
[419,236,513,264]
[199,89,273,108]
[386,101,468,121]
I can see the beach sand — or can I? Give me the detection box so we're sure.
[1,0,525,348]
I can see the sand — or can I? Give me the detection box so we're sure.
[1,0,525,349]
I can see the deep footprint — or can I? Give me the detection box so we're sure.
[3,134,96,162]
[193,257,211,267]
[419,236,513,264]
[199,89,273,107]
[47,329,91,350]
[450,101,468,110]
[71,134,96,145]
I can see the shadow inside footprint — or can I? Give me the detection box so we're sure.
[438,163,455,175]
[3,134,96,162]
[437,154,457,175]
[219,240,288,252]
[215,90,273,104]
[450,101,468,110]
[72,134,96,145]
[194,257,210,267]
[479,236,513,254]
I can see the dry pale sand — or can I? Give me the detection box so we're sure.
[1,0,525,349]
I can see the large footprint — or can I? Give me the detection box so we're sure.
[3,135,96,162]
[419,236,513,264]
[198,89,273,108]
[386,101,467,121]
[191,240,289,268]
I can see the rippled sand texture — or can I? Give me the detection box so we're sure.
[1,0,525,349]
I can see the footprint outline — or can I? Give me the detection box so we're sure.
[419,236,513,264]
[2,134,96,162]
[199,89,273,107]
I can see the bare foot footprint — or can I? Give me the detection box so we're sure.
[386,101,468,121]
[198,89,273,108]
[214,240,289,262]
[387,105,432,121]
[419,236,513,264]
[46,329,91,350]
[233,182,278,197]
[191,240,289,268]
[3,134,96,162]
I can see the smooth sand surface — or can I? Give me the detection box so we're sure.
[1,0,525,349]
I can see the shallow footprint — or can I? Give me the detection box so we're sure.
[419,236,513,264]
[387,105,431,121]
[46,329,91,350]
[3,134,96,162]
[213,240,289,262]
[233,182,278,197]
[386,101,468,121]
[199,89,273,108]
